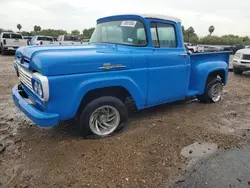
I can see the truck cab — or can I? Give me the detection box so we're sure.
[30,36,54,46]
[12,14,230,138]
[57,35,84,45]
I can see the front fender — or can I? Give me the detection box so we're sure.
[47,67,147,121]
[74,76,146,111]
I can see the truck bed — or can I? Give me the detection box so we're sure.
[187,51,230,96]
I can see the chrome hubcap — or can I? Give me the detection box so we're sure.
[209,83,223,102]
[89,105,120,136]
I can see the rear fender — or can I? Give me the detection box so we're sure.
[194,61,228,94]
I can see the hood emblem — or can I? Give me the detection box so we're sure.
[99,63,126,70]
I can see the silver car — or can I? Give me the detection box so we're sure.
[232,49,250,74]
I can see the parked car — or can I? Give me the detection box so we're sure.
[30,36,54,46]
[53,37,58,42]
[203,45,221,52]
[0,32,27,55]
[184,43,204,53]
[23,36,33,46]
[232,49,250,74]
[12,14,230,138]
[57,35,84,45]
[23,36,32,40]
[228,45,245,54]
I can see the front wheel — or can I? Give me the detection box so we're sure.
[78,96,128,138]
[197,78,223,103]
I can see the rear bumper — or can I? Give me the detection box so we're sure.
[3,46,19,51]
[12,84,59,127]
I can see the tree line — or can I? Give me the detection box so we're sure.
[183,25,250,45]
[0,24,94,39]
[1,24,250,46]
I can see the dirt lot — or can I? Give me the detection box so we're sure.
[0,54,250,188]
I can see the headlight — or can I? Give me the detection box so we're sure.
[32,78,43,98]
[31,72,49,102]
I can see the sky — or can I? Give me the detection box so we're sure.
[0,0,250,37]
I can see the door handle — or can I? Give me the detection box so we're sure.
[179,53,188,56]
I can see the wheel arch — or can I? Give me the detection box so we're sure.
[195,61,228,95]
[74,77,146,118]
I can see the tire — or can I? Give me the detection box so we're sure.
[233,68,243,75]
[78,96,128,138]
[1,46,6,55]
[197,78,223,103]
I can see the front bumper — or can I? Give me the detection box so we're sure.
[232,61,250,71]
[12,84,59,127]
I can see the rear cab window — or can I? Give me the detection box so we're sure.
[11,34,23,39]
[150,22,177,48]
[64,36,80,41]
[2,34,11,39]
[37,36,53,41]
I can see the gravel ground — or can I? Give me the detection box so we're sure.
[0,54,250,188]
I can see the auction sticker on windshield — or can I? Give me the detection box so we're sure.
[121,21,137,27]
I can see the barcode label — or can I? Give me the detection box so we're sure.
[121,21,137,27]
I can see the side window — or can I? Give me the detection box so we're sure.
[150,23,159,47]
[136,28,147,45]
[150,22,177,48]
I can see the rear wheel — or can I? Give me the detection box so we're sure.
[78,96,128,138]
[233,67,243,75]
[197,78,223,103]
[1,46,7,55]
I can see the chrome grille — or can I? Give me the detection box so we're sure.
[17,65,33,91]
[242,54,250,60]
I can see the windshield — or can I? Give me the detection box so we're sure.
[90,20,147,46]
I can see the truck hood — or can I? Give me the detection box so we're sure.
[15,44,133,76]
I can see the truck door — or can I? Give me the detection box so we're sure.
[147,21,190,105]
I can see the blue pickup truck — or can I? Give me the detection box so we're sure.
[12,14,230,138]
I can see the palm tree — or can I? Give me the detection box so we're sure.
[34,25,41,33]
[17,24,22,32]
[209,25,215,36]
[186,27,195,42]
[34,25,38,32]
[37,26,41,32]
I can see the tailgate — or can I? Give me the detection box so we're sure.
[5,39,26,47]
[190,52,230,66]
[188,51,230,93]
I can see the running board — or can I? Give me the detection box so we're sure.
[186,89,199,97]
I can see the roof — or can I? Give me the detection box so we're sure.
[237,48,250,55]
[1,32,19,34]
[98,14,181,23]
[139,14,181,23]
[35,35,53,38]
